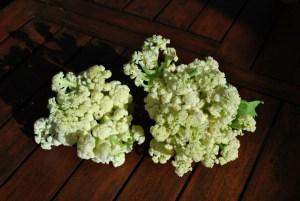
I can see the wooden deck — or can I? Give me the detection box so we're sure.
[0,0,299,200]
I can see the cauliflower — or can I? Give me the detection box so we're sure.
[124,35,262,176]
[34,65,144,167]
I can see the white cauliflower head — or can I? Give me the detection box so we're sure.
[124,35,262,176]
[34,65,144,167]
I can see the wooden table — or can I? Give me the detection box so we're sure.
[0,0,299,200]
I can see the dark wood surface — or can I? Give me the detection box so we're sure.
[0,0,299,200]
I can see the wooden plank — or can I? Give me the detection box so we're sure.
[0,28,90,126]
[220,63,300,105]
[37,0,218,55]
[53,153,142,201]
[0,146,80,201]
[0,19,61,79]
[125,0,170,19]
[35,2,300,104]
[0,122,34,185]
[157,0,207,29]
[93,0,130,9]
[0,0,36,42]
[190,0,246,41]
[242,103,300,201]
[215,0,280,70]
[252,4,300,85]
[0,36,125,189]
[0,86,51,186]
[0,28,91,186]
[37,3,146,50]
[178,89,280,201]
[116,157,190,201]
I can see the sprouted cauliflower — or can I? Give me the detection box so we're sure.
[124,35,262,176]
[34,65,145,167]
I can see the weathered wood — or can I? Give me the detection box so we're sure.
[157,0,207,29]
[53,153,142,201]
[179,89,280,201]
[125,0,170,19]
[0,30,126,188]
[0,37,131,200]
[252,4,300,85]
[37,3,146,50]
[0,0,36,42]
[0,19,61,79]
[190,0,247,41]
[116,157,190,201]
[93,0,130,9]
[242,103,300,201]
[0,120,35,186]
[36,0,218,55]
[0,28,90,126]
[32,4,300,105]
[0,28,91,186]
[0,146,80,201]
[0,87,51,186]
[220,62,300,104]
[215,0,280,70]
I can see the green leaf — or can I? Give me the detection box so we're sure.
[237,100,263,117]
[230,120,241,129]
[230,100,263,129]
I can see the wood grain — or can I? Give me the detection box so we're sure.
[0,120,36,186]
[157,0,207,29]
[93,0,130,9]
[125,0,170,19]
[252,4,300,85]
[0,0,36,42]
[190,0,246,41]
[34,4,300,105]
[53,153,142,201]
[116,157,190,201]
[0,83,54,186]
[0,36,131,200]
[242,103,300,201]
[37,0,218,55]
[0,28,91,186]
[215,0,280,70]
[220,62,300,104]
[0,146,80,201]
[0,27,90,126]
[0,19,61,79]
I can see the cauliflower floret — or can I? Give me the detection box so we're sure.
[149,139,174,164]
[124,35,262,177]
[34,65,144,167]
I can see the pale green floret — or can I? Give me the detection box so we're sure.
[124,35,263,176]
[34,65,144,167]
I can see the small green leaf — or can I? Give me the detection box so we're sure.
[230,100,263,129]
[237,100,263,117]
[230,120,241,129]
